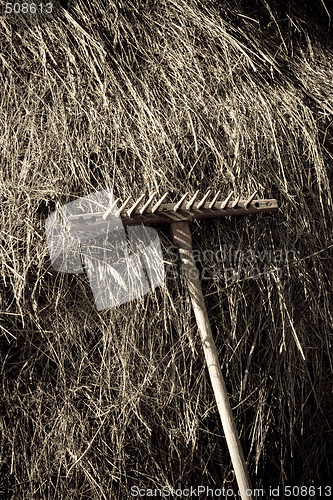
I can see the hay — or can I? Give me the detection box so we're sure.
[0,0,332,497]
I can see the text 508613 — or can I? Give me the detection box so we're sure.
[5,3,53,14]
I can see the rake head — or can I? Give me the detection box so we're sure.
[66,190,278,233]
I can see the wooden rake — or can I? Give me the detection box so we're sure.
[68,190,279,499]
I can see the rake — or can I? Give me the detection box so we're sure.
[66,189,279,500]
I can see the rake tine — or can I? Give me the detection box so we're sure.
[232,196,240,208]
[174,192,188,212]
[208,190,221,209]
[196,190,211,209]
[103,198,121,220]
[220,191,234,209]
[139,192,157,214]
[151,192,169,213]
[127,194,145,217]
[244,190,258,209]
[114,196,132,216]
[186,190,200,210]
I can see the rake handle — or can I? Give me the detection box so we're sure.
[170,221,253,500]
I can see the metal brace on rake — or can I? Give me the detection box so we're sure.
[66,189,279,500]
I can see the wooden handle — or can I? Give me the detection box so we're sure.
[170,221,253,500]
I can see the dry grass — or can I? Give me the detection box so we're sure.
[0,0,333,498]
